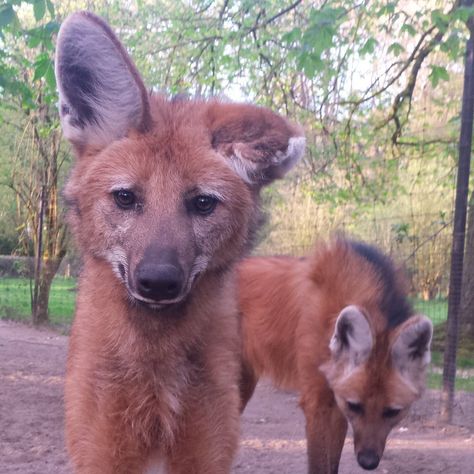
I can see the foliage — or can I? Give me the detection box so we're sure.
[0,0,67,324]
[0,0,471,323]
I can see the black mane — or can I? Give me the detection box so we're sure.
[349,241,413,328]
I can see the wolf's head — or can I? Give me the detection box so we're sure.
[322,306,433,470]
[55,12,304,311]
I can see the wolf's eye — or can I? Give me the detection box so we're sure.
[191,195,218,216]
[347,401,364,415]
[113,189,136,209]
[382,407,401,419]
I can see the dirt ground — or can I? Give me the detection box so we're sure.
[1,320,473,474]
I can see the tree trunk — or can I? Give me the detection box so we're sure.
[32,258,62,326]
[460,191,474,335]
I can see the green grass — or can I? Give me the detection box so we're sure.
[412,297,448,325]
[0,279,449,326]
[431,350,474,369]
[427,370,474,391]
[1,277,473,390]
[0,277,76,325]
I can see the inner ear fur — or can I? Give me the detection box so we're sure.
[55,11,152,151]
[391,315,433,373]
[206,102,305,186]
[329,305,374,367]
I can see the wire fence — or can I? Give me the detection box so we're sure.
[0,214,472,392]
[0,214,451,325]
[0,265,449,327]
[252,246,450,328]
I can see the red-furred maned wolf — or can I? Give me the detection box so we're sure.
[55,12,304,473]
[238,238,432,473]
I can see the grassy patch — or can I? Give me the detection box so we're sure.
[412,297,447,325]
[428,324,474,392]
[431,350,474,369]
[431,322,474,361]
[0,277,76,325]
[427,370,474,392]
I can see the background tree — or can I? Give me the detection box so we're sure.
[0,0,68,324]
[0,0,471,341]
[460,191,474,335]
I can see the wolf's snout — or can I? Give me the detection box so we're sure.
[357,449,380,470]
[136,262,184,302]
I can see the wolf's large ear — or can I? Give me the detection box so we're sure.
[206,102,304,186]
[55,12,152,151]
[391,315,433,392]
[329,305,373,367]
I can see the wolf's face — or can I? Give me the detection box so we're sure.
[56,12,304,310]
[322,306,433,470]
[64,121,256,309]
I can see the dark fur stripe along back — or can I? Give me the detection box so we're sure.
[349,241,413,328]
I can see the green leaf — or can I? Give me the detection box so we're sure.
[400,23,417,36]
[440,33,461,60]
[297,52,324,79]
[33,54,51,81]
[46,0,54,18]
[44,62,56,90]
[33,0,46,22]
[451,6,474,23]
[28,33,42,48]
[359,37,378,56]
[429,65,449,88]
[431,9,450,32]
[0,4,15,28]
[387,42,404,56]
[376,2,397,18]
[282,27,301,44]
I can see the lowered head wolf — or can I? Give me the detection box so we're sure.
[238,238,432,473]
[55,11,304,473]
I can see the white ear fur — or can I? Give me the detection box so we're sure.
[274,136,306,176]
[391,315,433,388]
[55,12,150,149]
[329,305,373,367]
[230,136,305,185]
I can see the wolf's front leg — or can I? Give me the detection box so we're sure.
[167,386,241,474]
[66,382,150,473]
[301,385,348,474]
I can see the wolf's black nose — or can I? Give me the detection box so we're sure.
[357,450,380,470]
[136,263,183,302]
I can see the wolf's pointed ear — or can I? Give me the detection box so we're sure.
[329,305,373,366]
[206,102,304,186]
[55,12,152,151]
[391,315,433,390]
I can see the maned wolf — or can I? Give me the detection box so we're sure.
[55,12,304,473]
[238,239,433,473]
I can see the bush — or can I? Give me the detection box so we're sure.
[0,256,34,277]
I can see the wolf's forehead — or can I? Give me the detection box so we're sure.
[95,138,238,198]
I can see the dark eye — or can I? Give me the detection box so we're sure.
[347,401,364,415]
[113,189,136,209]
[191,195,218,216]
[382,407,401,418]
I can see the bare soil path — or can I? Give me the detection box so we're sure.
[1,320,473,473]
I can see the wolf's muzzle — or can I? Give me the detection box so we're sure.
[135,262,184,302]
[357,449,380,470]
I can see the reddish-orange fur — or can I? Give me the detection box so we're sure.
[238,239,431,473]
[58,13,304,474]
[64,98,249,474]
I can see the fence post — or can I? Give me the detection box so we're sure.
[440,3,474,423]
